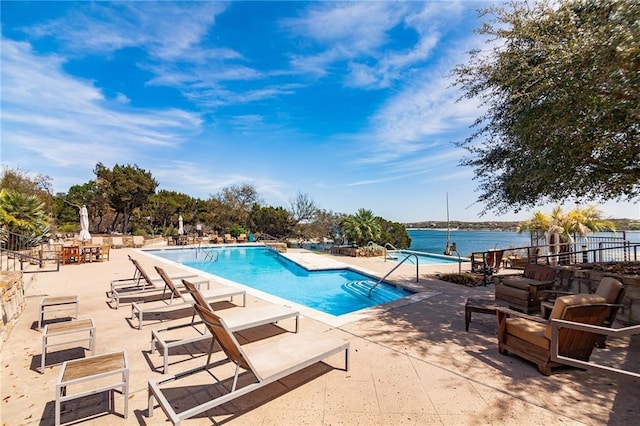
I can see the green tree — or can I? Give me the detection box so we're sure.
[1,167,54,216]
[453,0,640,214]
[94,163,158,233]
[0,189,50,248]
[307,209,347,243]
[148,190,195,232]
[341,208,382,246]
[377,217,411,249]
[65,181,112,233]
[214,184,261,232]
[249,205,292,239]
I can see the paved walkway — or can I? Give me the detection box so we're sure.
[1,245,638,425]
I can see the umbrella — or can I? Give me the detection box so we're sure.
[178,215,184,235]
[78,205,91,241]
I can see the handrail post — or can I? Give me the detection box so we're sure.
[368,253,418,297]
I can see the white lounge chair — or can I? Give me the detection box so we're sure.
[110,236,125,249]
[150,279,300,374]
[109,256,209,309]
[132,235,145,247]
[147,303,349,425]
[130,266,245,330]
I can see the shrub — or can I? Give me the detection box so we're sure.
[438,273,478,286]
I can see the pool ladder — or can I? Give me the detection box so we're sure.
[367,253,418,297]
[203,251,219,262]
[195,246,219,262]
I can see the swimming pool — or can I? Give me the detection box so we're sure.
[146,246,413,316]
[387,250,470,265]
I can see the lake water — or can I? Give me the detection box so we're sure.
[407,229,640,257]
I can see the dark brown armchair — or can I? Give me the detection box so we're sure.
[494,263,555,313]
[497,293,613,375]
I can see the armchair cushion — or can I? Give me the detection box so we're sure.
[499,278,533,291]
[595,277,625,303]
[506,318,549,349]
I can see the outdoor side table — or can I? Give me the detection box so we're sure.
[55,350,129,426]
[39,296,78,329]
[41,318,96,373]
[465,297,507,331]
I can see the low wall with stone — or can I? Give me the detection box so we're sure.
[553,265,640,325]
[1,271,25,348]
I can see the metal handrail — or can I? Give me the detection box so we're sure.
[1,247,60,272]
[383,242,398,251]
[368,253,418,297]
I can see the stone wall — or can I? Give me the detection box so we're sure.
[1,271,25,348]
[553,265,640,325]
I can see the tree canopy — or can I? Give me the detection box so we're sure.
[94,163,158,233]
[453,0,640,214]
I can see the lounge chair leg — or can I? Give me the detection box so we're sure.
[345,347,350,371]
[232,364,240,391]
[206,337,216,366]
[147,383,154,417]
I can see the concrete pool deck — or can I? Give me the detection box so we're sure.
[1,245,638,425]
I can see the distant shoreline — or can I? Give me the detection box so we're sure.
[405,219,640,231]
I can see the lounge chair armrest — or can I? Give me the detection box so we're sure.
[495,307,548,324]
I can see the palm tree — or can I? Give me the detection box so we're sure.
[518,205,615,260]
[0,189,50,250]
[341,208,382,246]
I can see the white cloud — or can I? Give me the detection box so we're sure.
[28,2,226,61]
[1,38,202,174]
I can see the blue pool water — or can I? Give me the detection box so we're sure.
[147,246,413,316]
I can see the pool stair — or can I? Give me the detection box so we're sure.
[342,280,401,303]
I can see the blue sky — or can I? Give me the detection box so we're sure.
[1,1,638,222]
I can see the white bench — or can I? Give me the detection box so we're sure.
[55,351,129,426]
[42,318,96,373]
[39,296,78,329]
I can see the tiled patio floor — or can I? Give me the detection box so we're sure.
[1,245,638,425]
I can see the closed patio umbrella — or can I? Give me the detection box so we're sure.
[78,205,91,242]
[178,215,184,235]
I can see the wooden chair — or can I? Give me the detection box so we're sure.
[224,233,236,243]
[99,244,111,261]
[541,277,625,347]
[497,294,613,375]
[495,263,555,313]
[236,233,247,243]
[61,246,80,265]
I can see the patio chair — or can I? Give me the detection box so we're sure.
[541,277,625,347]
[147,303,349,425]
[495,263,556,313]
[109,256,209,309]
[130,266,245,330]
[150,279,299,373]
[132,235,145,247]
[110,236,125,249]
[236,233,247,243]
[224,233,236,243]
[496,293,615,375]
[61,245,80,265]
[99,244,111,261]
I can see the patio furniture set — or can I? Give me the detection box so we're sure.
[40,255,349,425]
[465,263,629,376]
